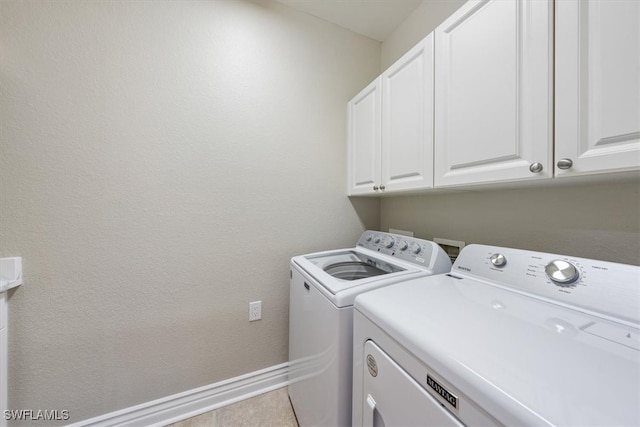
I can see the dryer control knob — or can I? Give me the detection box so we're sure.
[545,260,579,285]
[410,243,421,255]
[382,236,395,248]
[490,253,507,268]
[399,241,409,251]
[365,234,373,242]
[373,235,381,244]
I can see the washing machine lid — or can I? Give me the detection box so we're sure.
[292,247,424,300]
[306,250,405,281]
[354,275,640,427]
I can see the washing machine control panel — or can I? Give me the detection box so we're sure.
[357,231,440,267]
[452,244,640,324]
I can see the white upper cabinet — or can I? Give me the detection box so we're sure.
[348,0,638,196]
[381,34,434,192]
[348,34,434,196]
[348,78,381,195]
[434,0,553,187]
[555,0,640,177]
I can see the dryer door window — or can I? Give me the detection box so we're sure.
[361,340,463,427]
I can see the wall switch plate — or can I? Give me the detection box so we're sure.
[433,238,466,263]
[249,301,262,321]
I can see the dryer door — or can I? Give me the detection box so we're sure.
[362,340,463,427]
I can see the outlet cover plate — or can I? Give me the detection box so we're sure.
[249,301,262,322]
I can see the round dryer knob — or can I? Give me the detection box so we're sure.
[545,260,579,285]
[373,235,381,244]
[399,241,409,251]
[490,253,507,267]
[382,236,395,248]
[366,234,373,242]
[409,243,421,255]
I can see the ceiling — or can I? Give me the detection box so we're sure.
[274,0,423,42]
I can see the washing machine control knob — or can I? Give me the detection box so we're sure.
[382,236,395,248]
[365,234,373,242]
[399,241,409,251]
[490,253,507,268]
[410,243,421,255]
[545,260,579,285]
[373,235,381,244]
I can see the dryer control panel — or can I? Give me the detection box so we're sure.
[452,244,640,326]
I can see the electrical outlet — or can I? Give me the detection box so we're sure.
[249,301,262,322]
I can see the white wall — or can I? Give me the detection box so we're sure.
[0,0,380,423]
[379,1,640,265]
[381,0,465,69]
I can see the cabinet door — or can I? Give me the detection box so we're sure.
[434,0,553,187]
[348,78,381,195]
[381,34,434,192]
[555,0,640,177]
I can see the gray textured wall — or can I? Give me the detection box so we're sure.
[381,180,640,265]
[0,0,380,423]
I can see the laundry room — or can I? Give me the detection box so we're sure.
[0,0,638,426]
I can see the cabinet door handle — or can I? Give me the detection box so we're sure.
[373,185,379,191]
[557,158,573,170]
[529,162,543,173]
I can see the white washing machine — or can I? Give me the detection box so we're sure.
[353,244,640,426]
[288,230,451,427]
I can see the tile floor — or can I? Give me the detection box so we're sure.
[166,387,298,427]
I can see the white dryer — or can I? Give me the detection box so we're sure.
[289,231,451,427]
[353,244,640,426]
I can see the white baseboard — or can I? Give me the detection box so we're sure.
[66,363,289,427]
